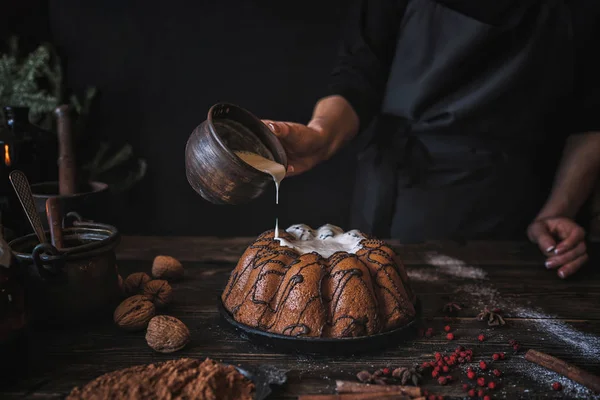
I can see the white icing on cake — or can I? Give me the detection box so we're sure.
[275,224,366,258]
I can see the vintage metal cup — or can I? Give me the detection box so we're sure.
[9,213,121,326]
[30,181,110,230]
[184,102,288,204]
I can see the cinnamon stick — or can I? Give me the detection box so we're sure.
[55,105,77,195]
[298,394,422,400]
[525,349,600,394]
[335,381,422,397]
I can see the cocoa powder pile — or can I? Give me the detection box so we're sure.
[67,358,255,400]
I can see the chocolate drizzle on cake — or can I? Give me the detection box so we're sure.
[221,225,417,338]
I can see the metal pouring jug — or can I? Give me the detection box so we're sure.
[184,103,288,205]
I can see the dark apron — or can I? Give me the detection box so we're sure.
[350,0,574,242]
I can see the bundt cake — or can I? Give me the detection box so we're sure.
[221,224,416,338]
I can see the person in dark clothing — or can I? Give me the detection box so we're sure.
[263,0,600,279]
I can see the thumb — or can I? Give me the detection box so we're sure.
[262,120,291,139]
[528,220,557,253]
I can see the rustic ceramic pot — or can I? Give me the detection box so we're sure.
[9,214,121,326]
[30,181,110,229]
[185,102,288,204]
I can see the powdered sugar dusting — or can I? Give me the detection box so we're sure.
[407,269,441,282]
[515,307,600,362]
[424,252,488,280]
[453,282,600,363]
[513,361,600,399]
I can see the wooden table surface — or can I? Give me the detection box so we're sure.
[2,237,600,399]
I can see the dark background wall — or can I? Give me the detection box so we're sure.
[3,0,361,236]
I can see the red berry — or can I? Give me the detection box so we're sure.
[422,362,431,369]
[428,395,436,400]
[466,349,473,355]
[382,368,391,375]
[493,369,502,377]
[444,325,451,332]
[467,371,476,380]
[492,353,500,360]
[429,361,437,367]
[438,376,448,385]
[435,352,442,360]
[446,333,454,340]
[436,396,444,400]
[513,344,521,351]
[460,351,467,357]
[483,396,492,400]
[478,334,485,342]
[462,383,470,392]
[468,389,476,397]
[442,365,449,373]
[455,345,465,353]
[437,360,445,367]
[552,382,562,391]
[477,377,486,387]
[443,356,449,362]
[446,375,453,381]
[432,370,439,378]
[488,381,497,389]
[478,389,485,397]
[466,355,473,362]
[458,357,465,363]
[479,361,488,370]
[499,352,506,360]
[508,339,517,345]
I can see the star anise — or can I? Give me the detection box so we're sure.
[392,366,422,386]
[477,307,506,326]
[442,302,463,314]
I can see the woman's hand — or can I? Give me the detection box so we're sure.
[527,217,588,279]
[261,120,332,176]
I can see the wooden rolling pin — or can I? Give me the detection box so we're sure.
[525,349,600,394]
[54,105,77,195]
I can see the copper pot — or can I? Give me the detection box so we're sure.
[184,103,287,205]
[9,214,121,326]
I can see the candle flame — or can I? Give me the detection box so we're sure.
[4,144,10,166]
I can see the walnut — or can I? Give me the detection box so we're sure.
[142,280,172,308]
[113,295,155,331]
[145,315,190,353]
[152,255,184,281]
[123,272,152,296]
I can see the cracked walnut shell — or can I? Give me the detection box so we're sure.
[123,272,152,296]
[113,295,156,331]
[152,255,184,281]
[142,280,172,308]
[145,315,190,353]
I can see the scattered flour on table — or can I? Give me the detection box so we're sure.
[513,361,600,399]
[407,269,441,282]
[423,252,488,280]
[453,283,600,363]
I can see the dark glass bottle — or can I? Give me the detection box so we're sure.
[0,106,58,239]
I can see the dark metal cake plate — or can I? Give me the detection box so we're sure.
[218,297,421,356]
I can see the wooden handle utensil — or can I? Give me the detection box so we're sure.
[525,349,600,394]
[55,105,77,195]
[46,198,64,249]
